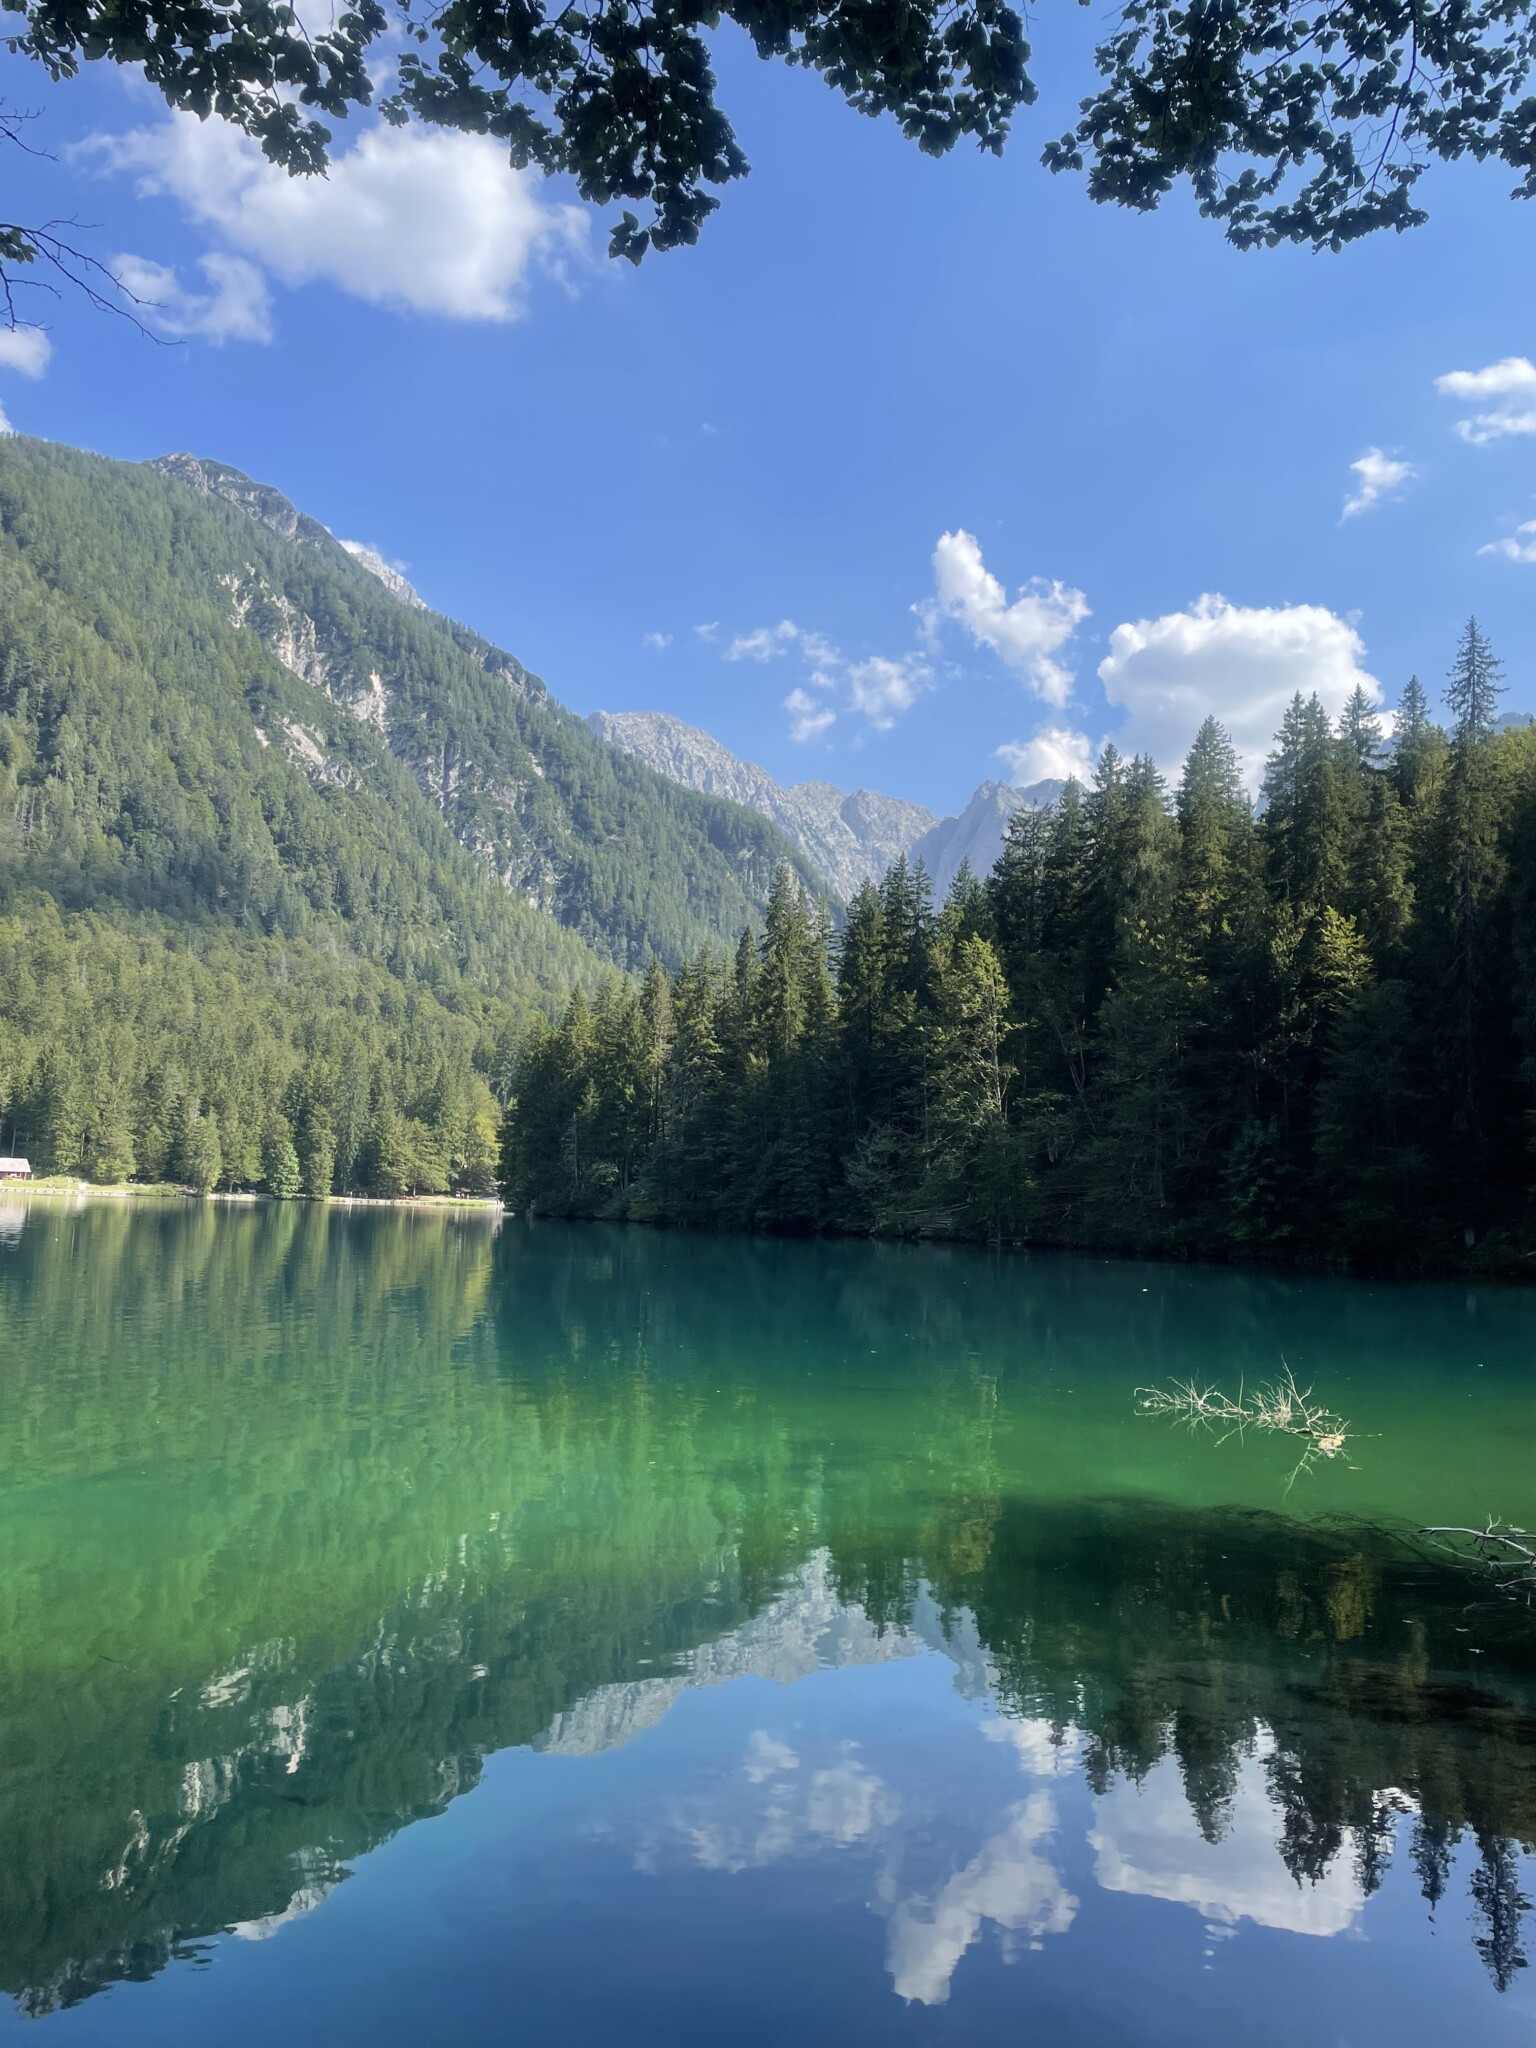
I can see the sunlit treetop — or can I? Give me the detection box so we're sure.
[5,0,1536,263]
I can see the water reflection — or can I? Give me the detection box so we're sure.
[0,1207,1533,2029]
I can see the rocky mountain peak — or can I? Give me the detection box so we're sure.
[152,456,425,612]
[150,454,332,549]
[587,709,1060,899]
[339,541,426,610]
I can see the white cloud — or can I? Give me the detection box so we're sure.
[643,630,673,651]
[0,327,52,378]
[995,728,1093,788]
[1435,356,1536,443]
[886,1794,1078,2006]
[694,622,720,643]
[113,251,272,344]
[728,617,924,734]
[82,115,585,329]
[921,531,1090,707]
[0,322,53,432]
[847,654,930,730]
[1341,447,1414,519]
[982,1716,1082,1776]
[1097,594,1380,791]
[727,619,838,667]
[785,686,836,742]
[742,1731,799,1784]
[805,1762,898,1846]
[1479,518,1536,564]
[728,620,800,661]
[1091,1748,1363,1937]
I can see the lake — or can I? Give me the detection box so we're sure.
[1,1201,1534,2044]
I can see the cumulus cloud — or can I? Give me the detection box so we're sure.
[1097,594,1380,791]
[995,728,1094,788]
[784,686,836,742]
[1436,357,1536,444]
[113,251,272,343]
[0,322,53,433]
[920,531,1090,706]
[0,327,52,379]
[1479,519,1536,564]
[1341,447,1414,519]
[643,630,673,651]
[886,1794,1078,2006]
[81,115,586,331]
[847,654,930,731]
[1091,1749,1363,1937]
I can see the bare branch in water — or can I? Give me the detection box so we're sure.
[1419,1521,1536,1603]
[1135,1363,1357,1488]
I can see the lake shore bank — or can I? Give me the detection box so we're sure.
[2,1180,504,1212]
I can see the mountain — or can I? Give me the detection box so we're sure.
[0,438,819,1189]
[588,709,934,899]
[338,541,425,609]
[911,777,1062,896]
[588,709,1060,898]
[32,443,816,977]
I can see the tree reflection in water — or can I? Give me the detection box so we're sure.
[0,1205,1531,2017]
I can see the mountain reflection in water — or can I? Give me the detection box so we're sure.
[0,1205,1533,2038]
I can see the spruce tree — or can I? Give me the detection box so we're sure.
[1442,618,1507,1151]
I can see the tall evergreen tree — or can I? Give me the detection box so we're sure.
[1441,618,1508,1157]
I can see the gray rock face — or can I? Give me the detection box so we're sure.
[588,710,935,899]
[588,710,1060,899]
[153,457,425,611]
[910,777,1062,898]
[151,454,333,549]
[338,541,425,609]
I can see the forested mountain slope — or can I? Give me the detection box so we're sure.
[0,437,815,1193]
[1,440,815,976]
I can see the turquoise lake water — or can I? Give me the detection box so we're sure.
[1,1200,1534,2042]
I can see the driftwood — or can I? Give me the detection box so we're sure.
[1419,1520,1536,1602]
[1135,1364,1356,1488]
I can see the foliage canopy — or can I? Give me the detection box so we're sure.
[5,0,1535,271]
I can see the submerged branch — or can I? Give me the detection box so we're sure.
[1419,1520,1536,1602]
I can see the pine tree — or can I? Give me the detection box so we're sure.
[177,1101,223,1194]
[1392,673,1449,815]
[1446,617,1505,746]
[1442,618,1508,1152]
[1339,685,1385,773]
[1471,1834,1531,1993]
[928,933,1016,1239]
[262,1116,302,1198]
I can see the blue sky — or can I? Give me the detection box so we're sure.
[2,20,1534,819]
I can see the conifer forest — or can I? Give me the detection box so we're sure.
[502,623,1536,1271]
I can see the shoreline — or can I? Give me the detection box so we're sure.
[1,1182,504,1213]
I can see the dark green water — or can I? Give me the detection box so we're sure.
[2,1201,1535,2043]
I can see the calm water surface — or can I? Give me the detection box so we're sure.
[2,1202,1535,2043]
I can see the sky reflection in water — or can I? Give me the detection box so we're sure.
[1,1204,1533,2044]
